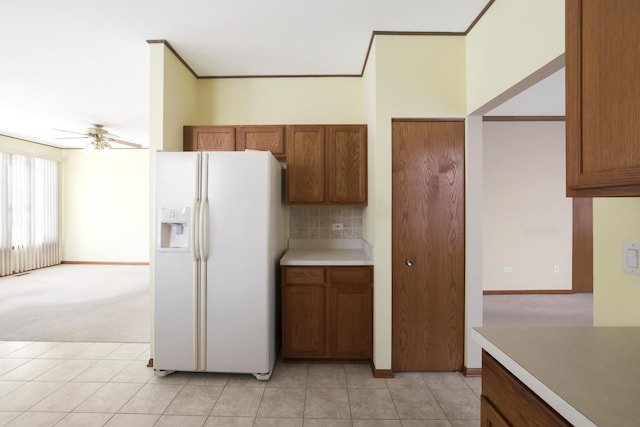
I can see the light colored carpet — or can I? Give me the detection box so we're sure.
[483,293,593,327]
[0,264,149,342]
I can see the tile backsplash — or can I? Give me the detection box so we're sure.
[290,207,364,239]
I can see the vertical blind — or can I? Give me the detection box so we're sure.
[0,152,59,276]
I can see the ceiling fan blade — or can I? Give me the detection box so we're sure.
[52,128,88,136]
[54,136,89,140]
[106,137,142,148]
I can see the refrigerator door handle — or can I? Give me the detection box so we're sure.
[200,198,210,260]
[192,199,201,261]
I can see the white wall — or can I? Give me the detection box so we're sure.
[483,121,572,291]
[61,149,149,262]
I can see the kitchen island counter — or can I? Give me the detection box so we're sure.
[280,239,373,266]
[474,327,640,427]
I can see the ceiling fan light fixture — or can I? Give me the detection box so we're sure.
[55,124,142,150]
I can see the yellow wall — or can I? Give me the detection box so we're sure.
[368,35,467,369]
[593,198,640,326]
[363,40,377,245]
[147,1,574,370]
[149,43,200,152]
[197,77,364,124]
[466,0,564,113]
[61,149,150,262]
[463,0,567,368]
[0,134,149,263]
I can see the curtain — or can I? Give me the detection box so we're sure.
[0,152,59,276]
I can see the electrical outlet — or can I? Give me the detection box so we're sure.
[503,266,512,273]
[554,265,560,273]
[623,242,640,275]
[332,223,344,231]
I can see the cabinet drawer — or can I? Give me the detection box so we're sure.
[284,267,325,284]
[482,351,570,426]
[329,266,372,284]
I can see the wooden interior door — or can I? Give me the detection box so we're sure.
[392,120,465,371]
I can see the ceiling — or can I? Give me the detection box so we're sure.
[0,0,562,150]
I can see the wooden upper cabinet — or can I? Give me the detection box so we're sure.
[236,126,286,158]
[566,0,640,196]
[286,126,326,204]
[184,126,236,151]
[286,124,368,206]
[329,126,367,205]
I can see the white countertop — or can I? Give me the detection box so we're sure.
[280,239,373,266]
[473,327,640,427]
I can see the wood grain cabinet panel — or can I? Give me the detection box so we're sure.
[236,126,286,158]
[566,0,640,196]
[184,126,236,151]
[286,126,326,204]
[481,397,510,427]
[481,351,571,426]
[286,125,367,206]
[329,126,367,205]
[282,283,326,358]
[282,265,373,360]
[328,282,372,359]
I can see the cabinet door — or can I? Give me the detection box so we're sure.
[236,126,286,158]
[282,267,326,358]
[286,126,326,204]
[328,125,367,205]
[566,0,640,195]
[481,397,511,427]
[184,126,236,151]
[328,267,373,359]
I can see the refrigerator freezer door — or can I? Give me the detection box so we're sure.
[154,151,201,372]
[204,151,279,376]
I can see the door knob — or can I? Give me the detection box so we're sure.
[406,259,415,267]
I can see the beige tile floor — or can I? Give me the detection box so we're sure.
[0,341,480,427]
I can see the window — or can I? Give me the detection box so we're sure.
[0,152,59,276]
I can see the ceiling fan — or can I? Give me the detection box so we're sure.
[53,124,142,150]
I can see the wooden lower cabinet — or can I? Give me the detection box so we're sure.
[282,265,373,360]
[481,397,510,427]
[481,351,571,426]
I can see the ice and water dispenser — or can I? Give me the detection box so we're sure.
[158,207,191,250]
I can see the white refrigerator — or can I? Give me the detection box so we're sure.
[153,150,283,380]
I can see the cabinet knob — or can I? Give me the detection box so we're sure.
[406,259,415,267]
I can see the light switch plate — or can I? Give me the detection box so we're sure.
[622,242,640,275]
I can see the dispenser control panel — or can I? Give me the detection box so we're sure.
[158,207,191,251]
